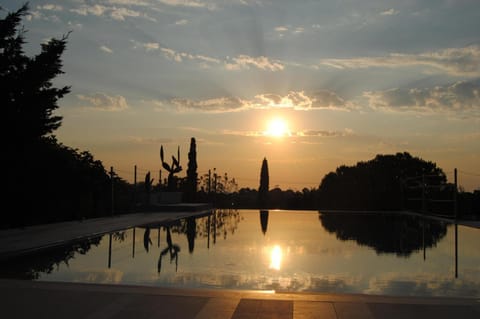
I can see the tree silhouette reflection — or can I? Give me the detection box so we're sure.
[319,212,448,257]
[0,236,102,280]
[158,227,180,273]
[260,210,269,235]
[143,227,153,253]
[173,209,242,250]
[186,217,196,253]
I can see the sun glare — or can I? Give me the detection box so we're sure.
[265,118,290,138]
[269,245,283,270]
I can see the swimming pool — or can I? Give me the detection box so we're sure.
[1,210,479,297]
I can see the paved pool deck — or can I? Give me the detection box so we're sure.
[0,209,479,318]
[0,279,478,319]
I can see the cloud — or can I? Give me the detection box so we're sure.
[196,54,221,64]
[132,41,222,66]
[106,0,150,5]
[165,90,349,113]
[70,4,154,21]
[132,41,281,71]
[175,19,188,25]
[380,9,398,16]
[26,10,60,22]
[110,7,141,20]
[311,91,349,110]
[275,26,289,32]
[364,80,480,114]
[77,93,129,111]
[297,130,349,137]
[160,47,185,62]
[70,5,107,17]
[294,27,305,34]
[320,46,480,76]
[274,25,305,37]
[158,0,216,10]
[143,42,160,51]
[247,91,348,110]
[37,4,63,11]
[170,97,246,113]
[225,55,284,71]
[100,45,113,53]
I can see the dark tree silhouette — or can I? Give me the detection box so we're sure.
[0,235,102,280]
[319,212,448,257]
[186,137,198,202]
[2,3,70,145]
[186,216,196,253]
[1,5,134,229]
[318,152,446,210]
[258,157,269,208]
[260,210,269,235]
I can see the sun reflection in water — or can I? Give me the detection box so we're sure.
[269,245,283,270]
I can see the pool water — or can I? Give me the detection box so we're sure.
[2,210,479,297]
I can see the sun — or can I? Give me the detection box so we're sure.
[265,118,290,137]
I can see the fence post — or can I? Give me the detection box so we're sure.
[421,174,426,214]
[134,165,137,210]
[454,168,458,220]
[110,166,114,216]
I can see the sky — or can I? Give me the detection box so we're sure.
[3,0,480,191]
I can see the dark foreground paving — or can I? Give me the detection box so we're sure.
[0,279,478,319]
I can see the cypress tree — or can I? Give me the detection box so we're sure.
[186,137,198,202]
[258,157,269,208]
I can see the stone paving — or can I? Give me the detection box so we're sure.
[0,279,478,319]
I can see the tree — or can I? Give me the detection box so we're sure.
[258,157,269,208]
[318,152,447,210]
[186,137,198,202]
[1,5,131,229]
[1,3,71,146]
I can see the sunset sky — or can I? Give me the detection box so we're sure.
[5,0,480,191]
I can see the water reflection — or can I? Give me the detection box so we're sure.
[269,245,282,270]
[158,227,180,273]
[0,236,101,280]
[1,210,478,298]
[260,210,269,235]
[143,227,153,253]
[173,209,242,248]
[318,212,448,257]
[186,217,196,253]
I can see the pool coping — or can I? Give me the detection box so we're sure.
[1,279,479,319]
[0,210,212,259]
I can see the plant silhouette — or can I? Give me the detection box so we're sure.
[157,227,181,273]
[143,227,153,252]
[160,145,182,191]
